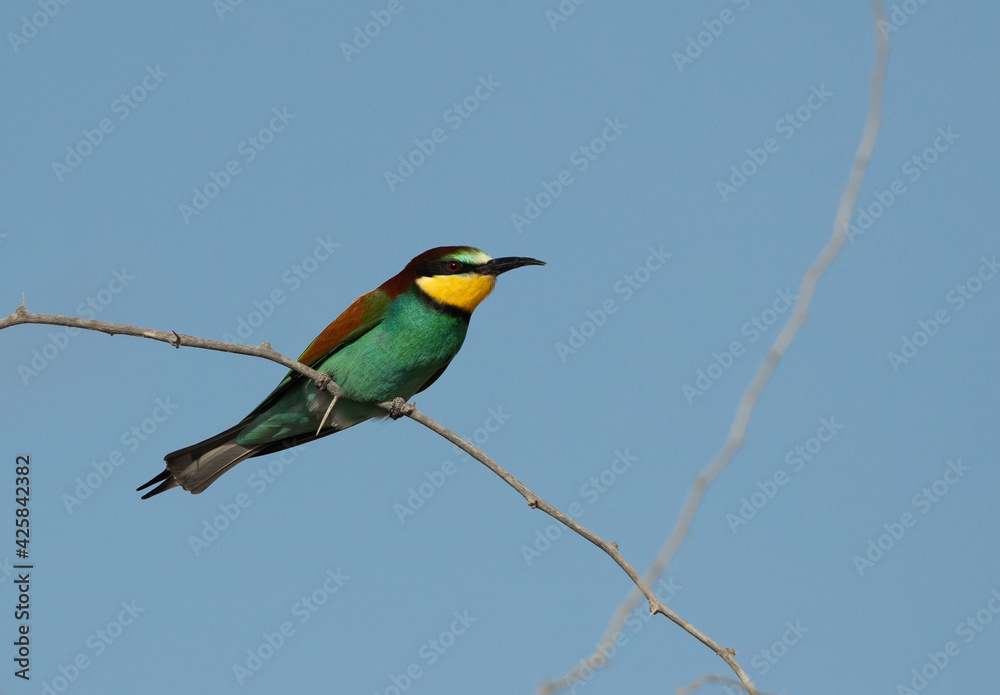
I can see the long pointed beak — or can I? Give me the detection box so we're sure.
[478,256,546,276]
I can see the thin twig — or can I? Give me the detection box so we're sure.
[316,393,339,435]
[405,406,756,691]
[0,305,760,694]
[0,305,342,398]
[539,1,890,692]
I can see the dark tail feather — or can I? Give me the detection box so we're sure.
[137,469,176,499]
[138,423,262,499]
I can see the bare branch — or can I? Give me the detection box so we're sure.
[406,408,758,690]
[540,1,891,692]
[0,305,343,398]
[1,304,760,694]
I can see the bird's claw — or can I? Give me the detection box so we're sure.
[387,397,410,420]
[314,374,331,390]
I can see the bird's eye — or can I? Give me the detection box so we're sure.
[447,261,462,272]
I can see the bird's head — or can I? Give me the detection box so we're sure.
[391,246,545,314]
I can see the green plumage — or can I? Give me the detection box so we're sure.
[137,246,544,499]
[237,290,469,446]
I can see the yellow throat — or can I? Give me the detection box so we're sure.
[416,273,497,313]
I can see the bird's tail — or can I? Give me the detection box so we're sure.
[137,423,262,499]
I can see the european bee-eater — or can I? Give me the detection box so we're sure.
[137,247,544,499]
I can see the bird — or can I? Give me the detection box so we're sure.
[137,246,545,499]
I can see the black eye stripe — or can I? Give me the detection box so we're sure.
[417,259,478,277]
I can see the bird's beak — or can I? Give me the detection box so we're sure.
[478,257,547,276]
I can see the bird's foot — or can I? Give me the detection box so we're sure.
[313,373,331,390]
[387,397,411,420]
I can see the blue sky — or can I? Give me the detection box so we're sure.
[2,1,999,694]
